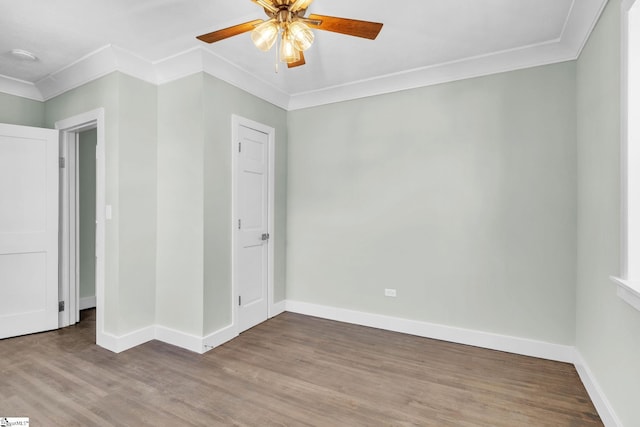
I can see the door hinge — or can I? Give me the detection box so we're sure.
[58,301,65,312]
[238,219,241,230]
[59,157,66,168]
[239,295,242,306]
[238,142,242,153]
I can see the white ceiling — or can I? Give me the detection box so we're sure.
[0,0,607,109]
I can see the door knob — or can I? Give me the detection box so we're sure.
[261,233,270,241]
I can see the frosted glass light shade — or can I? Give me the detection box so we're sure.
[280,33,301,63]
[289,21,314,51]
[251,20,278,51]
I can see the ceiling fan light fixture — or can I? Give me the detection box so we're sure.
[290,0,314,13]
[196,0,383,69]
[251,19,279,51]
[289,21,314,51]
[280,32,300,64]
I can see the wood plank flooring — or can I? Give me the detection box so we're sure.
[0,310,602,426]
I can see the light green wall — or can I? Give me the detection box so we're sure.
[287,62,577,345]
[576,1,640,425]
[155,73,287,336]
[45,72,157,335]
[203,74,288,335]
[0,92,44,127]
[156,74,205,335]
[116,74,158,332]
[79,129,97,300]
[1,70,285,339]
[45,73,121,334]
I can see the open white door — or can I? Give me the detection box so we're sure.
[0,123,59,339]
[233,117,274,333]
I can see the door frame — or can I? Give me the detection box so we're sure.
[58,130,80,326]
[231,114,276,333]
[55,108,106,346]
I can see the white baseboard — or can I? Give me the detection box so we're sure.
[155,325,206,354]
[270,300,286,318]
[79,296,96,310]
[203,324,238,353]
[285,300,575,363]
[284,300,624,425]
[94,298,621,425]
[99,326,155,354]
[574,351,622,427]
[100,323,240,355]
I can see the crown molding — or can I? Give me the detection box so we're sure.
[287,41,576,110]
[0,0,607,110]
[35,45,120,101]
[561,0,610,57]
[154,48,290,110]
[0,74,43,101]
[287,0,607,110]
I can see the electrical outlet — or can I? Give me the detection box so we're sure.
[384,288,397,297]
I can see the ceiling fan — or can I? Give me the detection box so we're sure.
[196,0,383,68]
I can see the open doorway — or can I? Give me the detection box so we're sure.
[58,128,97,327]
[55,109,106,347]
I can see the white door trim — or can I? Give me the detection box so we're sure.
[231,114,276,333]
[55,108,107,348]
[58,132,80,327]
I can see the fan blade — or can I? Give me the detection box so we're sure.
[196,19,263,44]
[306,14,383,40]
[287,51,306,68]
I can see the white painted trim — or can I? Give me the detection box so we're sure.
[0,74,43,101]
[203,324,238,353]
[615,0,640,312]
[94,322,240,355]
[284,300,622,424]
[231,115,277,335]
[58,130,72,328]
[102,326,155,354]
[200,50,290,110]
[574,351,623,427]
[153,47,202,85]
[52,294,626,426]
[110,45,158,84]
[0,1,607,109]
[271,300,286,317]
[561,0,610,58]
[55,108,107,351]
[155,326,205,354]
[37,46,120,101]
[611,276,640,312]
[79,296,96,310]
[285,300,575,363]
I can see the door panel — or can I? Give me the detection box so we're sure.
[0,123,59,339]
[236,123,269,333]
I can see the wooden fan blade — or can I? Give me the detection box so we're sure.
[307,14,383,40]
[287,51,306,68]
[196,19,263,44]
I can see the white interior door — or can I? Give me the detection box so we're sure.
[0,123,59,339]
[236,122,270,333]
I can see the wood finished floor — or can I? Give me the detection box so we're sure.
[0,310,601,426]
